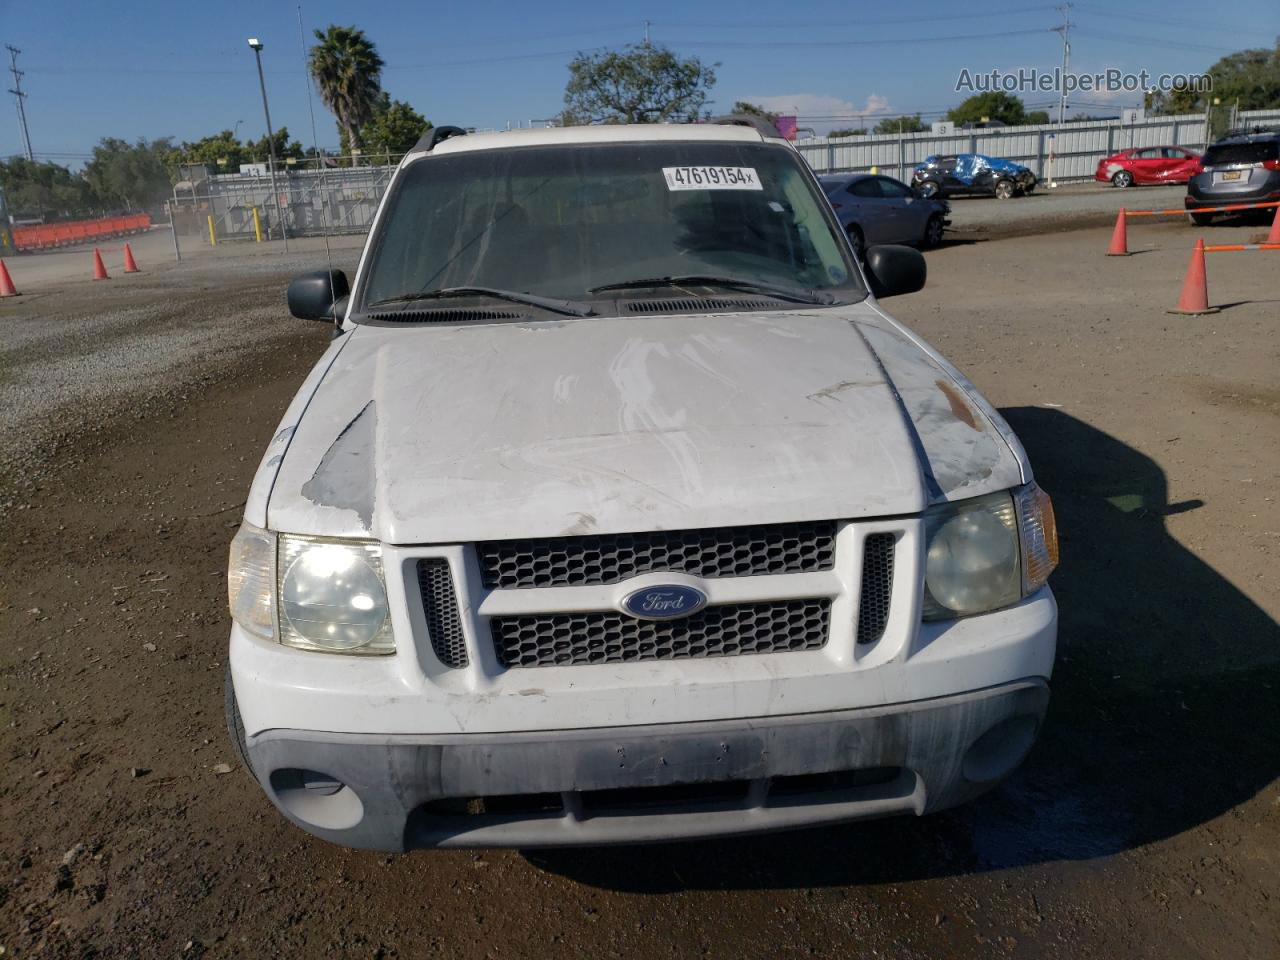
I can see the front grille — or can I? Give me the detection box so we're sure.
[856,534,895,644]
[490,598,830,668]
[417,560,468,668]
[477,521,836,590]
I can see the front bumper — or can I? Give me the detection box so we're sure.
[245,678,1049,850]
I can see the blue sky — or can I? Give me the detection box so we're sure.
[1,0,1275,163]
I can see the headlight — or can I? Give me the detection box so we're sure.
[227,523,396,655]
[922,483,1058,621]
[228,523,275,639]
[278,535,395,654]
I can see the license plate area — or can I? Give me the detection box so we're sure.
[1217,170,1244,182]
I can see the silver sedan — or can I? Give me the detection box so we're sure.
[819,173,950,256]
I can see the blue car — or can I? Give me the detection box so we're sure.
[911,154,1038,200]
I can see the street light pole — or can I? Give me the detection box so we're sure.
[248,38,289,251]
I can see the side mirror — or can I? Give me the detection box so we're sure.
[287,269,350,321]
[864,244,926,298]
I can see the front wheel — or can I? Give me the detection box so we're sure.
[994,178,1015,200]
[916,180,940,199]
[922,213,945,248]
[1111,170,1135,188]
[846,224,865,258]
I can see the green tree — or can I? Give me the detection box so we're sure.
[353,94,431,157]
[0,157,96,217]
[732,101,779,123]
[873,114,926,134]
[947,92,1030,126]
[309,25,386,153]
[1149,42,1280,115]
[1205,43,1280,110]
[828,128,867,138]
[561,43,717,125]
[167,128,304,177]
[83,137,173,210]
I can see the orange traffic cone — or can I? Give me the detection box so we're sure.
[0,259,18,297]
[92,247,110,280]
[123,243,140,273]
[1267,205,1280,245]
[1106,208,1129,256]
[1168,238,1219,315]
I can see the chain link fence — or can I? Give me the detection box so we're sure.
[168,156,405,244]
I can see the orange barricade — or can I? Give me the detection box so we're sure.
[11,213,151,252]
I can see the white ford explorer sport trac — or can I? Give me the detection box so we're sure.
[225,122,1059,851]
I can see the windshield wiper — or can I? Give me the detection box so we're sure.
[588,275,834,304]
[368,286,595,318]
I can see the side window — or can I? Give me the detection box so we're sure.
[876,178,913,198]
[1164,148,1189,159]
[849,179,883,198]
[1135,148,1162,159]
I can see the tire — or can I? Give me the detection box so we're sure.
[224,664,258,783]
[846,224,865,258]
[916,180,941,199]
[1111,170,1135,188]
[994,178,1015,200]
[1187,211,1214,226]
[922,213,945,248]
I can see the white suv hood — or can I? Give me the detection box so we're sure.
[265,305,1025,544]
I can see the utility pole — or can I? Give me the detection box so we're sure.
[247,38,289,251]
[6,45,33,161]
[1051,4,1073,126]
[643,20,651,45]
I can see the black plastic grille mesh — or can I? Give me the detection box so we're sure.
[417,559,468,668]
[856,534,895,644]
[626,297,775,314]
[491,599,831,668]
[366,308,525,324]
[477,521,837,590]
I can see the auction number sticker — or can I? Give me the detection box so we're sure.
[662,166,762,191]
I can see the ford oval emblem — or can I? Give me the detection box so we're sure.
[620,584,708,620]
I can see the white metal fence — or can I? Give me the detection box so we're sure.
[794,109,1280,184]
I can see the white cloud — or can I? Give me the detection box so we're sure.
[741,93,893,134]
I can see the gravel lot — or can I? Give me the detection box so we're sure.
[0,214,1276,958]
[944,182,1190,236]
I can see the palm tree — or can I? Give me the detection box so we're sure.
[309,26,385,155]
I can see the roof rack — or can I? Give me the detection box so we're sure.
[710,113,781,140]
[413,125,468,153]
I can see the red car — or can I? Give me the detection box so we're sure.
[1095,146,1202,187]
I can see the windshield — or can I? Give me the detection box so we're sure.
[358,140,861,311]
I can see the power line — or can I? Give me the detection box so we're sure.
[6,45,33,162]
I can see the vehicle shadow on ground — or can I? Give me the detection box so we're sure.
[527,408,1280,891]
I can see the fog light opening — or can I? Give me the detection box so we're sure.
[962,715,1039,784]
[269,768,364,830]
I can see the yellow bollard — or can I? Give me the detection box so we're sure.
[207,215,217,247]
[869,165,879,174]
[251,207,263,243]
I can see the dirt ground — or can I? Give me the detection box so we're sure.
[1,212,1277,959]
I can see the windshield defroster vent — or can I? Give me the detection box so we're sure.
[626,297,777,314]
[366,308,527,324]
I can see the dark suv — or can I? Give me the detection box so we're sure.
[1185,129,1280,225]
[911,154,1037,200]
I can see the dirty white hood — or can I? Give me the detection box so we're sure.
[265,305,1025,544]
